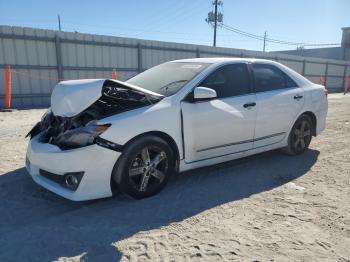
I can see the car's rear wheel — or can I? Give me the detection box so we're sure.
[283,115,313,155]
[112,135,175,199]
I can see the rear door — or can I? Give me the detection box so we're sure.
[251,63,305,148]
[181,63,257,162]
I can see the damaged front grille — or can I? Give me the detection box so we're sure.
[38,114,84,144]
[27,80,162,149]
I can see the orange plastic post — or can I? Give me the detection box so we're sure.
[5,65,11,109]
[320,75,325,86]
[344,75,349,95]
[111,69,118,80]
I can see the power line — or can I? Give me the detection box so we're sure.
[60,24,213,45]
[62,20,210,36]
[222,24,340,47]
[140,0,206,38]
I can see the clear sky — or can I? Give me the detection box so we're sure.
[0,0,348,52]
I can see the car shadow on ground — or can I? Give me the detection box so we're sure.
[0,149,319,261]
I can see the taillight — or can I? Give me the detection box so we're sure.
[324,88,328,97]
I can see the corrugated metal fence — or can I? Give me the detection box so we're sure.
[0,25,349,108]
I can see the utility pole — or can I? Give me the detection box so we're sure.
[57,14,62,31]
[206,1,223,47]
[213,0,218,47]
[263,31,267,52]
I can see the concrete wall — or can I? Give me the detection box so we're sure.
[1,25,349,108]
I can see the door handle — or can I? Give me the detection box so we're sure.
[294,95,303,100]
[243,102,256,108]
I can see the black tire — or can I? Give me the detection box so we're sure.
[112,135,175,199]
[283,115,313,155]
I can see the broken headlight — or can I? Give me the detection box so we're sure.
[53,122,111,149]
[26,109,53,139]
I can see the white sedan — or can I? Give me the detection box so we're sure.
[26,58,328,201]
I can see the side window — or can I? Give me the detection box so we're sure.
[252,64,298,92]
[200,63,251,98]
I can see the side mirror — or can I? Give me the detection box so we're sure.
[193,86,217,100]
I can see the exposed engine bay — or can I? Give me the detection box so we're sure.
[27,80,162,150]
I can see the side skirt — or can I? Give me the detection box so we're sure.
[179,139,287,173]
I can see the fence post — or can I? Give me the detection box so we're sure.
[302,60,306,76]
[344,64,349,94]
[5,65,11,110]
[137,43,142,73]
[324,62,329,87]
[55,35,63,81]
[196,48,200,58]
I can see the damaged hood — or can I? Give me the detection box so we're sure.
[28,78,163,149]
[51,79,163,117]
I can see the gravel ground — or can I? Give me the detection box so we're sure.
[0,94,349,261]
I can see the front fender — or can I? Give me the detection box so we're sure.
[98,99,184,159]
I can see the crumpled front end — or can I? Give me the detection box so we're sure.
[25,78,163,201]
[27,79,163,150]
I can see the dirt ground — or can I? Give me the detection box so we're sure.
[0,94,349,261]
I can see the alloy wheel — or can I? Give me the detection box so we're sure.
[292,120,311,153]
[128,146,168,193]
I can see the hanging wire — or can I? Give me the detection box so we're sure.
[222,24,340,47]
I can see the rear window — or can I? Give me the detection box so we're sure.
[126,62,210,96]
[252,64,298,92]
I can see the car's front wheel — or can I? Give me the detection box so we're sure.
[283,114,313,155]
[112,135,175,199]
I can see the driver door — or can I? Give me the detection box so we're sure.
[181,63,257,163]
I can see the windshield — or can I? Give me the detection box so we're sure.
[126,62,210,96]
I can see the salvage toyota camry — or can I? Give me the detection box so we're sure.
[25,58,328,200]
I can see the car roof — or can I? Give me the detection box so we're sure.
[171,57,277,65]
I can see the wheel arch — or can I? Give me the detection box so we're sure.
[129,131,181,164]
[110,130,181,194]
